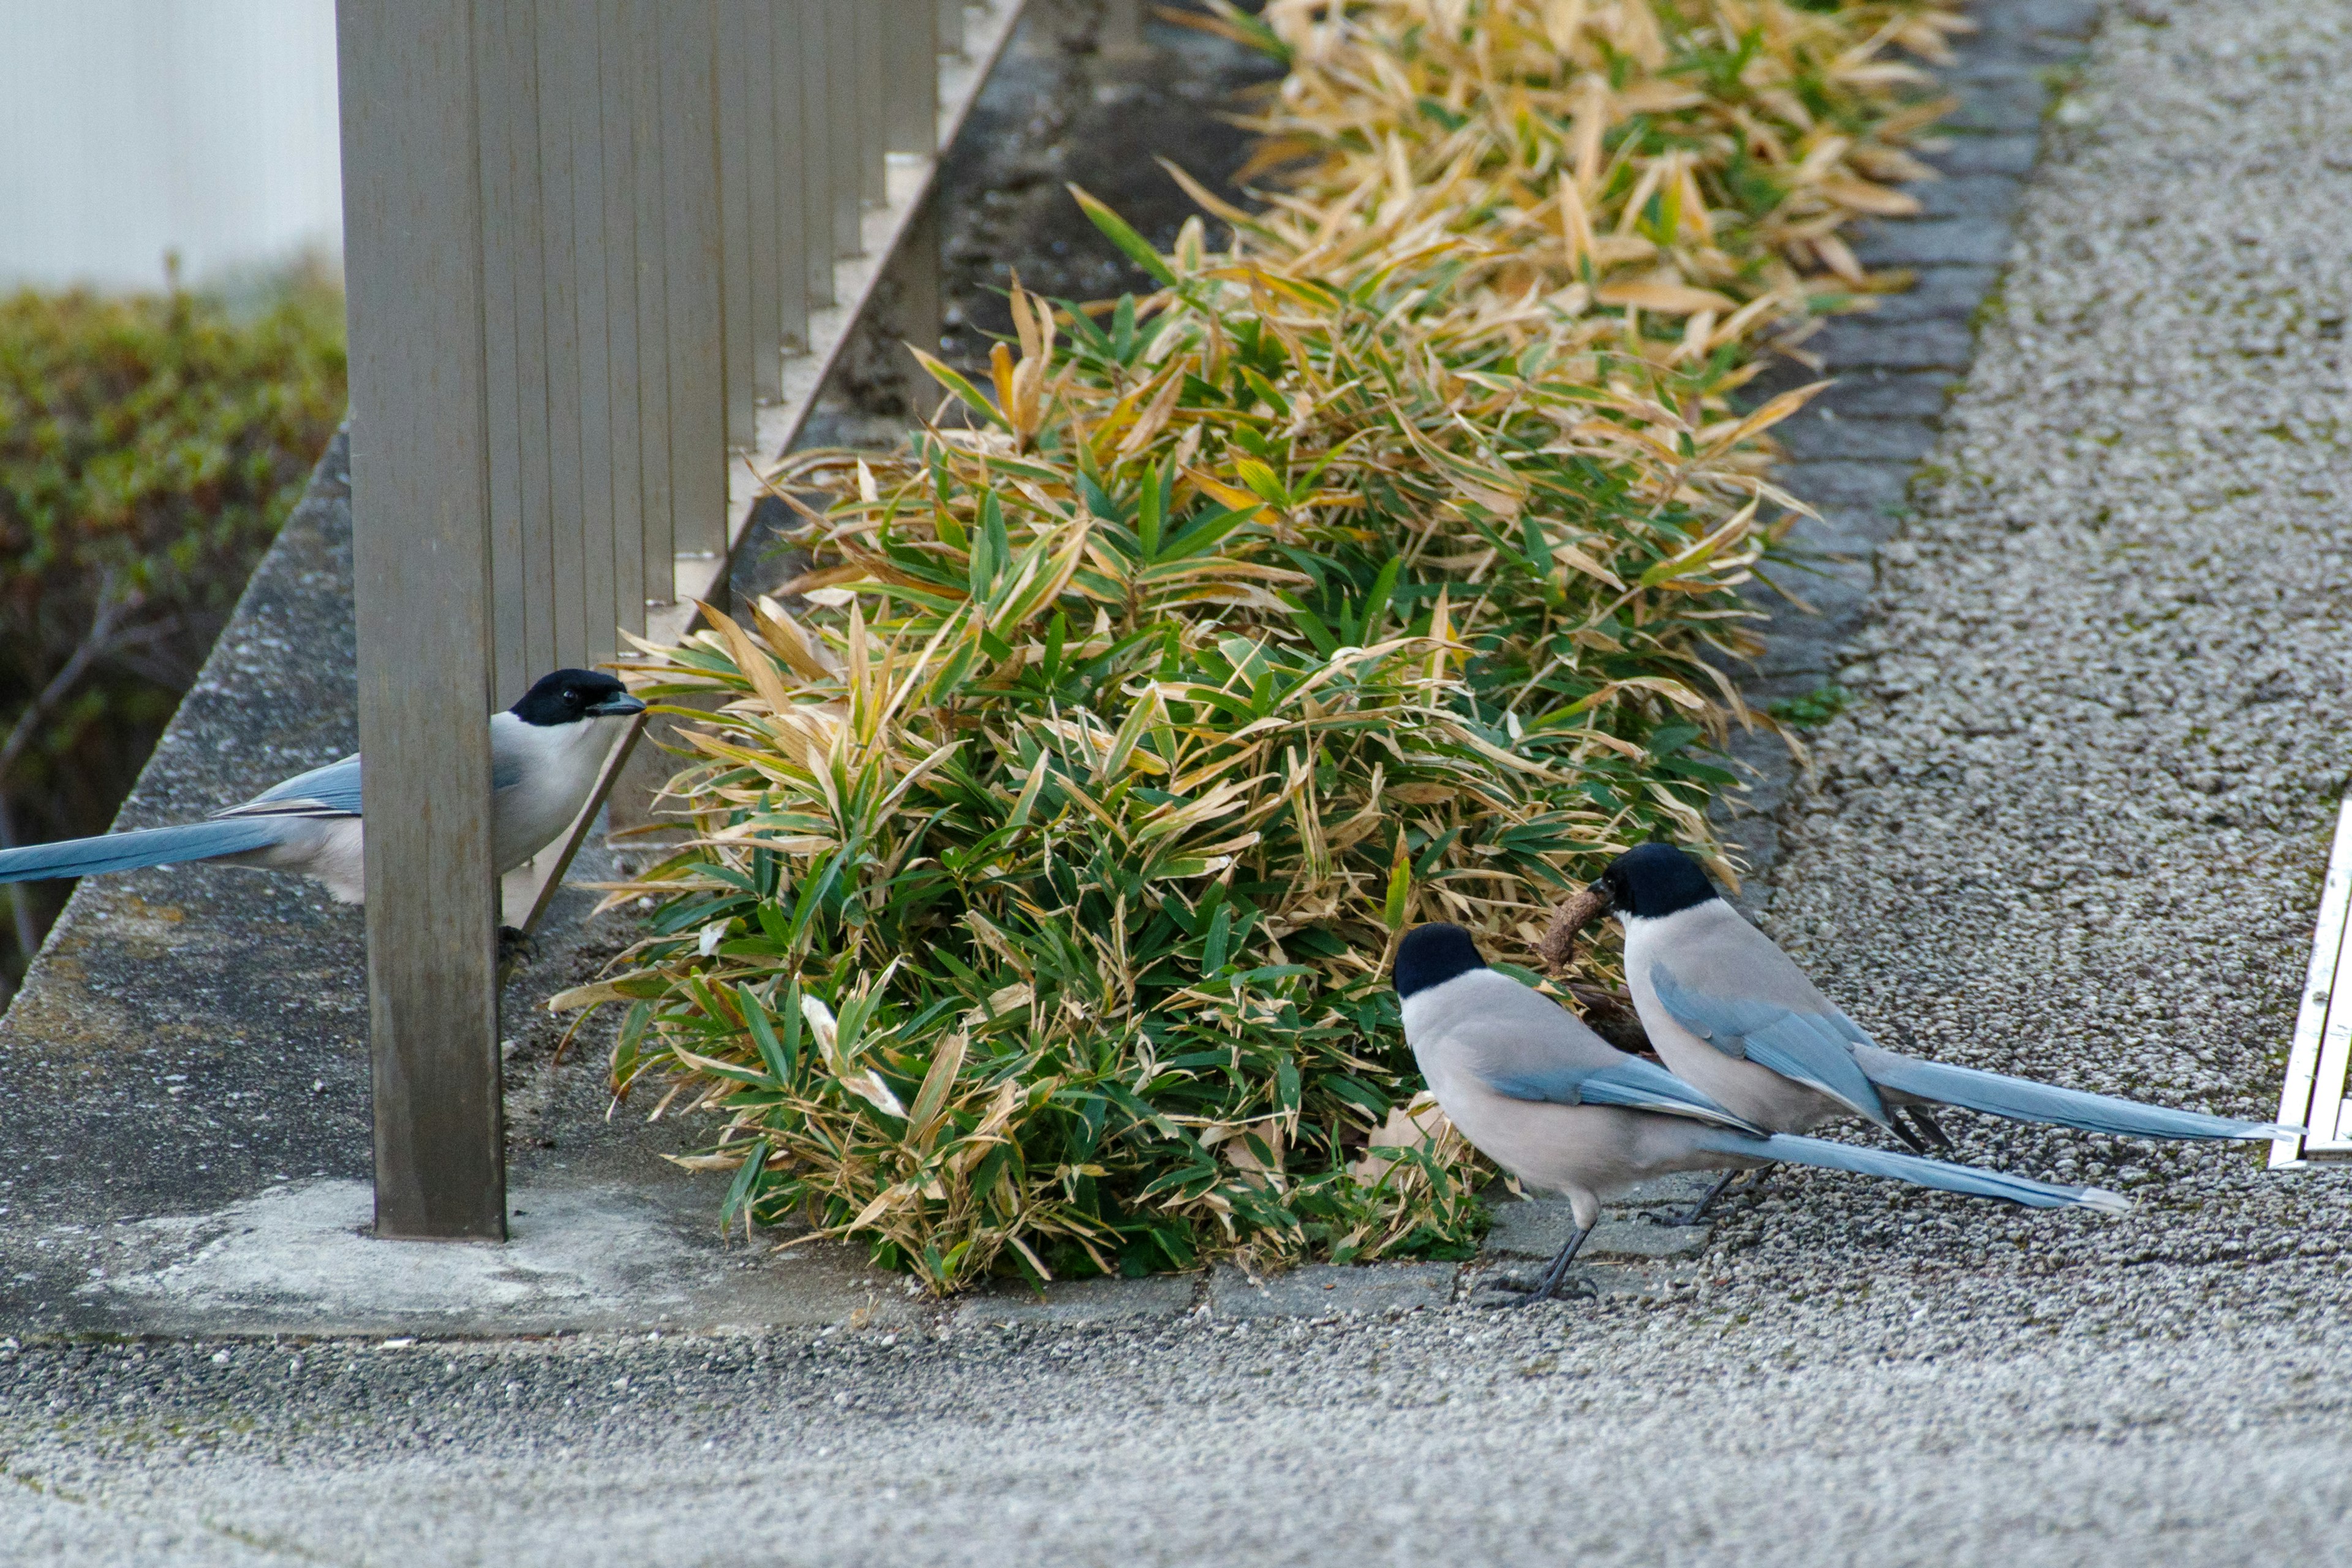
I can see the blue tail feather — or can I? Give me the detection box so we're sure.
[1697,1129,2128,1212]
[0,820,287,884]
[1862,1052,2295,1142]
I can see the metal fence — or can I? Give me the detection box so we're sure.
[334,0,1030,1240]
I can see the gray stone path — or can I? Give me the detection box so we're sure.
[14,0,2352,1561]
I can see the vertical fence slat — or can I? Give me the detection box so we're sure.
[826,2,861,257]
[770,0,809,349]
[625,0,674,603]
[714,0,754,448]
[741,0,782,401]
[660,0,727,557]
[797,1,839,301]
[937,0,964,58]
[855,1,886,205]
[476,1,531,704]
[495,6,556,679]
[884,0,939,156]
[597,0,646,646]
[337,0,505,1242]
[532,2,588,669]
[565,9,619,670]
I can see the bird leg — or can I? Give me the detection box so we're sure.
[1513,1224,1595,1305]
[1889,1115,1929,1154]
[1901,1106,1954,1150]
[1645,1167,1757,1227]
[496,924,538,986]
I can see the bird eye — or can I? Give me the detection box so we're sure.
[565,688,581,704]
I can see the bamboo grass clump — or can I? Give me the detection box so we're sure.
[1197,0,1966,352]
[564,0,1959,1292]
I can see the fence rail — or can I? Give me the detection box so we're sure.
[336,0,1033,1240]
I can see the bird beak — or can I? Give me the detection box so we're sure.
[586,693,647,717]
[1585,876,1615,914]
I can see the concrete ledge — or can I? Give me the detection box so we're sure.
[78,1178,921,1338]
[0,431,905,1339]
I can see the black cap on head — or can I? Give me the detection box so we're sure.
[1393,922,1486,999]
[510,668,646,727]
[1593,842,1720,919]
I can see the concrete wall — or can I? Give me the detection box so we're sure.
[0,0,341,290]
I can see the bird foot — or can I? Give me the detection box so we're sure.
[1634,1169,1747,1229]
[497,925,539,974]
[1480,1272,1597,1306]
[1637,1205,1712,1229]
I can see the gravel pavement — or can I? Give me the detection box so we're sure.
[10,1,2352,1561]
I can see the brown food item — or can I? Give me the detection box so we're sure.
[1537,886,1610,973]
[1536,885,1653,1055]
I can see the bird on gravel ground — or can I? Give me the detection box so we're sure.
[0,669,644,904]
[1393,922,2128,1305]
[1586,842,2300,1222]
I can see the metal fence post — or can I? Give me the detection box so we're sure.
[336,0,506,1243]
[624,0,676,608]
[597,0,649,649]
[739,0,784,400]
[794,0,838,309]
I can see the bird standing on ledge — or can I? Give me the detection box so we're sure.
[0,669,644,904]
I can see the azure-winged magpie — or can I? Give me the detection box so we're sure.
[0,669,644,903]
[1395,921,2127,1304]
[1591,843,2301,1164]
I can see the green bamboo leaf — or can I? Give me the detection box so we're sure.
[721,1141,767,1226]
[740,984,794,1083]
[908,346,1010,431]
[1137,458,1163,558]
[1359,556,1401,644]
[1382,852,1412,933]
[1067,184,1178,287]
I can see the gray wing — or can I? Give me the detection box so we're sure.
[1433,971,1763,1133]
[216,753,362,820]
[1489,1054,1766,1133]
[1640,907,1890,1124]
[210,744,523,823]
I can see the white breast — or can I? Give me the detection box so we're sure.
[489,712,630,872]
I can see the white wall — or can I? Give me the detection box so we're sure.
[0,0,342,290]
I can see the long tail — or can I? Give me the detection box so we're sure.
[1697,1129,2129,1212]
[1860,1050,2297,1142]
[0,820,285,884]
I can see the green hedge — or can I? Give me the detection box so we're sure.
[0,270,345,990]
